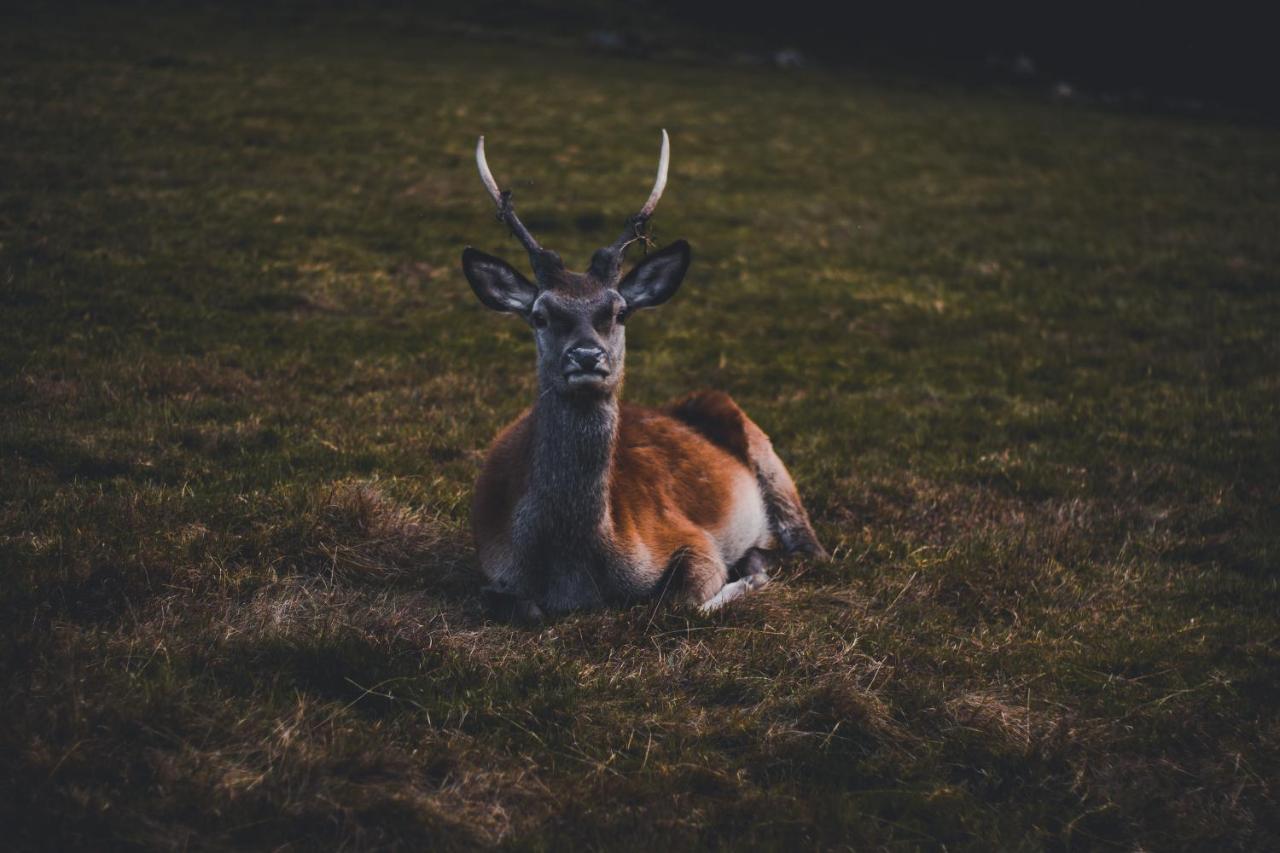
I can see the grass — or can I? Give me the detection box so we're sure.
[2,4,1278,849]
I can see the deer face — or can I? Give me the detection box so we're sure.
[461,241,690,398]
[461,130,689,399]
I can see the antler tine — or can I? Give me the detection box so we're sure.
[475,135,503,206]
[475,136,559,273]
[591,129,672,280]
[638,128,669,219]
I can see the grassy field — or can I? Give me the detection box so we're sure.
[2,5,1278,850]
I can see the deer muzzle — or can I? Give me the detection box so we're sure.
[564,346,610,384]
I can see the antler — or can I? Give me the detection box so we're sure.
[476,136,562,277]
[638,127,670,220]
[590,129,671,281]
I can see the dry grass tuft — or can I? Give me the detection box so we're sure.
[946,690,1040,753]
[800,673,911,747]
[307,479,470,585]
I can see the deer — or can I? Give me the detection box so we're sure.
[462,130,826,622]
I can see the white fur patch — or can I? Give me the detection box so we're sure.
[711,468,770,566]
[700,577,752,612]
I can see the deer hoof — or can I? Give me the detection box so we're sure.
[482,587,545,626]
[513,598,545,626]
[699,578,753,613]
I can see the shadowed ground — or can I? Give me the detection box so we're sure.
[1,5,1277,850]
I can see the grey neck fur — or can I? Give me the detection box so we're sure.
[528,390,619,538]
[519,388,624,610]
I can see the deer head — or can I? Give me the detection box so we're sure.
[461,131,691,399]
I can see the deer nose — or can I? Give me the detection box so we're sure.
[566,346,607,373]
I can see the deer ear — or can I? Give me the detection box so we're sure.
[618,240,690,313]
[462,247,539,315]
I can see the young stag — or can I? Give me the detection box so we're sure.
[463,131,825,621]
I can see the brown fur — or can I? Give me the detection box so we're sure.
[669,391,827,558]
[472,402,743,564]
[666,390,752,466]
[609,403,745,593]
[473,392,823,607]
[470,414,532,559]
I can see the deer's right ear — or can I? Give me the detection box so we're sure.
[462,247,539,315]
[618,240,690,314]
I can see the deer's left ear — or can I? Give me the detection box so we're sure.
[618,240,690,313]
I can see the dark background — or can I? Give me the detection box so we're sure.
[13,2,1272,120]
[669,3,1273,111]
[375,0,1277,120]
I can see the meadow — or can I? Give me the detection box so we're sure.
[2,5,1277,849]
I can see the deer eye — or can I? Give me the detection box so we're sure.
[593,307,618,333]
[531,312,548,329]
